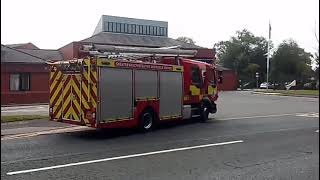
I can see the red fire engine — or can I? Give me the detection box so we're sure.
[49,44,221,131]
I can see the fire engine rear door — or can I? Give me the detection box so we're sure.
[62,74,82,121]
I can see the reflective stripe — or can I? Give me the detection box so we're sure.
[208,85,214,95]
[190,85,200,96]
[81,58,97,126]
[49,70,63,119]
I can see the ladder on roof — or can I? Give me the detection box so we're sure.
[80,44,197,60]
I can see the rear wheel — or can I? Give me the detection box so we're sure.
[139,109,155,132]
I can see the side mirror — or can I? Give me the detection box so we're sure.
[216,71,223,84]
[218,76,223,84]
[202,71,207,84]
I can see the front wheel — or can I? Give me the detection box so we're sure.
[139,109,155,132]
[200,104,210,122]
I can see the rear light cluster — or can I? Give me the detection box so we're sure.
[49,107,54,119]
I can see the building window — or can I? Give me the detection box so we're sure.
[107,22,113,32]
[164,27,167,36]
[120,23,125,33]
[128,24,132,33]
[112,22,116,32]
[135,24,139,34]
[124,24,128,33]
[150,26,154,35]
[131,24,136,34]
[142,25,146,35]
[155,26,158,36]
[156,26,160,36]
[10,73,30,91]
[160,27,164,36]
[153,26,156,35]
[139,25,143,34]
[116,23,121,32]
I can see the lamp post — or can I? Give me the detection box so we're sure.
[256,72,259,89]
[266,21,271,90]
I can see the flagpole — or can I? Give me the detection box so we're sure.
[266,21,271,90]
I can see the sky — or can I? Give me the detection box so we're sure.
[1,0,319,54]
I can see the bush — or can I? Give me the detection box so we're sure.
[303,83,313,90]
[275,83,286,90]
[303,82,318,90]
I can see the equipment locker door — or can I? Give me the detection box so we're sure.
[62,74,82,121]
[98,67,133,122]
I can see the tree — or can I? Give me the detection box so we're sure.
[245,63,261,80]
[313,20,319,81]
[271,39,313,84]
[314,53,319,80]
[176,36,196,45]
[214,29,270,83]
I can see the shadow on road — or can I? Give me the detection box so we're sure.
[61,118,219,140]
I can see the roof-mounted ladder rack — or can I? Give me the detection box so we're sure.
[80,44,197,58]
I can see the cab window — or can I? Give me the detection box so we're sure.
[207,69,216,85]
[191,67,202,87]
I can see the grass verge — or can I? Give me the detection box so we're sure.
[1,115,49,123]
[255,90,319,96]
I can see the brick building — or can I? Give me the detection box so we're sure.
[1,45,62,105]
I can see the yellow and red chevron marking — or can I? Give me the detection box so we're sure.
[62,75,82,122]
[49,70,63,119]
[81,59,98,126]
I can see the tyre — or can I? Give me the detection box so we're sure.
[199,103,210,122]
[139,109,155,132]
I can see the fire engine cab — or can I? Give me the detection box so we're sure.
[49,44,221,131]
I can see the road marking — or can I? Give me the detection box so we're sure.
[316,130,319,133]
[218,112,316,121]
[296,112,319,118]
[7,140,243,175]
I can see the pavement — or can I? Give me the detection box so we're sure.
[1,91,319,179]
[1,119,76,136]
[1,105,48,116]
[1,104,74,136]
[251,91,319,98]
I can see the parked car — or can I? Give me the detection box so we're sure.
[259,82,274,89]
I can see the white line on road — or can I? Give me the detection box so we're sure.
[316,130,319,133]
[296,112,319,118]
[218,112,319,121]
[7,140,244,175]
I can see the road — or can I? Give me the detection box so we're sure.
[1,91,319,180]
